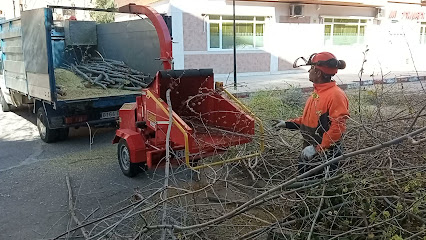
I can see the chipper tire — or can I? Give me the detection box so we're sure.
[118,139,140,177]
[0,90,11,112]
[36,107,58,143]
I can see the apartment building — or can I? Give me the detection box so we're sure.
[116,0,426,76]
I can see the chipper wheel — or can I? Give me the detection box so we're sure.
[118,139,141,177]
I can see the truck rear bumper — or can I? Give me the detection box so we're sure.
[44,94,139,129]
[62,118,118,128]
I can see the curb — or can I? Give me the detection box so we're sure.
[233,75,426,98]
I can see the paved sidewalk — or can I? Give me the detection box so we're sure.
[217,71,426,96]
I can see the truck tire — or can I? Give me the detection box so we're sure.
[36,107,58,143]
[0,90,11,112]
[118,139,140,177]
[58,128,69,141]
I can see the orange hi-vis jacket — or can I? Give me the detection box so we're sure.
[288,81,349,151]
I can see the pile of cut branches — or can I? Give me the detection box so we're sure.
[53,80,426,240]
[70,57,152,91]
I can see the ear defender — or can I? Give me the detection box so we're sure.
[337,60,346,70]
[316,58,346,69]
[316,58,337,68]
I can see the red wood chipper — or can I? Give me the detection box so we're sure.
[112,69,264,177]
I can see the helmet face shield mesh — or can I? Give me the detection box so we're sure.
[293,56,309,68]
[307,53,317,65]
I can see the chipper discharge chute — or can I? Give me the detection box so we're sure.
[113,69,264,177]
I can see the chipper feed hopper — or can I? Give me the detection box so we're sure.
[113,69,264,177]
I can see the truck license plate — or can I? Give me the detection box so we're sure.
[101,111,119,119]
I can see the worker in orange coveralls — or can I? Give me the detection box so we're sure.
[274,52,349,177]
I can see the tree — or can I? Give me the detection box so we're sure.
[90,0,115,23]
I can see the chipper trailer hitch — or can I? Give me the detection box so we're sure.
[113,69,264,177]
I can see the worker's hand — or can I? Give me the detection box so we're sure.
[272,120,287,129]
[301,145,317,161]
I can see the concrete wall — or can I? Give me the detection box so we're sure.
[182,13,206,51]
[184,52,270,73]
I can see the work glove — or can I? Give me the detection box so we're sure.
[301,145,317,161]
[272,120,287,129]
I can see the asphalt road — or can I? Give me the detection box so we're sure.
[0,106,167,239]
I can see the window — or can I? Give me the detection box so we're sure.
[324,18,367,46]
[420,22,426,44]
[208,15,265,50]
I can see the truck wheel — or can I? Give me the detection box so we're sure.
[36,107,58,143]
[0,90,11,112]
[118,139,140,177]
[58,128,69,141]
